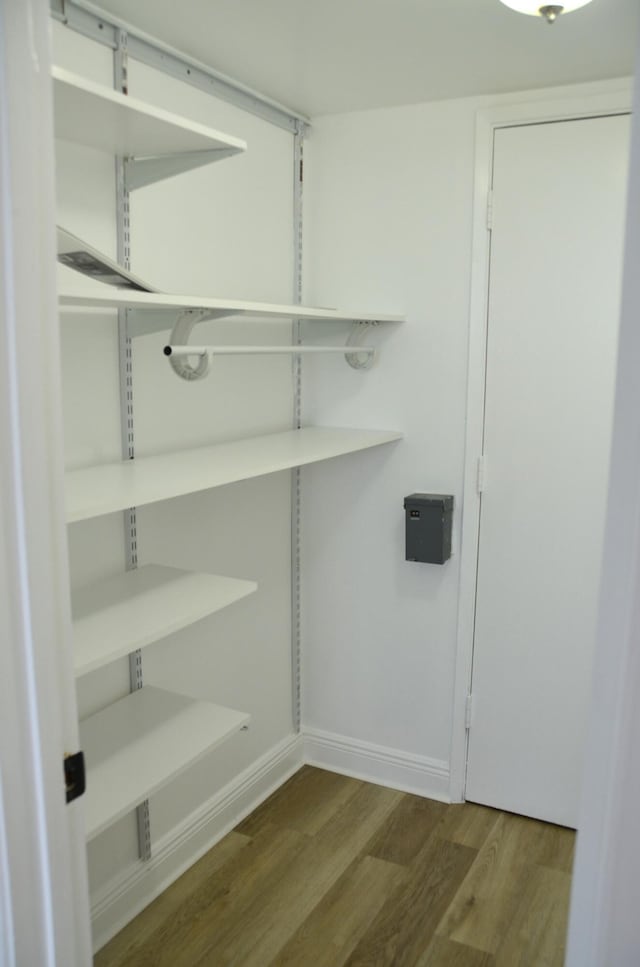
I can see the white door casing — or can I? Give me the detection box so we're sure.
[461,113,629,826]
[566,48,640,967]
[450,89,633,808]
[0,1,92,963]
[450,88,632,808]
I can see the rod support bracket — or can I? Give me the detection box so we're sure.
[345,321,378,370]
[166,309,217,381]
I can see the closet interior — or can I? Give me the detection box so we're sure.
[53,13,404,946]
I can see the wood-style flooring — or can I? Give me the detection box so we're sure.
[95,766,575,966]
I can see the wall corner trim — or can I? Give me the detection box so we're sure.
[90,733,305,952]
[91,730,450,951]
[303,727,451,802]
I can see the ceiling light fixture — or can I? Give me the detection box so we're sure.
[499,0,594,23]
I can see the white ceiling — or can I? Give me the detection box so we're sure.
[92,0,638,117]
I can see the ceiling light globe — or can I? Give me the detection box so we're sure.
[498,0,594,15]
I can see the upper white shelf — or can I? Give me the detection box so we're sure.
[80,686,250,840]
[52,67,247,188]
[72,564,257,678]
[66,427,403,523]
[58,288,405,332]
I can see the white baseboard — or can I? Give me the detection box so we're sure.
[303,727,451,802]
[91,728,450,951]
[90,733,305,952]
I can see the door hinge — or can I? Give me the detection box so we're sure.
[477,455,486,494]
[465,694,474,729]
[486,190,494,231]
[64,751,86,804]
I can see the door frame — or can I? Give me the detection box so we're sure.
[0,0,92,962]
[449,82,633,804]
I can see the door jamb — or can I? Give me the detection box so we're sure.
[449,82,633,804]
[0,0,92,961]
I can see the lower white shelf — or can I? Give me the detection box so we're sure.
[80,686,250,840]
[66,426,403,523]
[72,565,257,677]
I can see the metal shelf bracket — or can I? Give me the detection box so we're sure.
[124,148,241,191]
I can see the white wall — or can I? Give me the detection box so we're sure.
[301,97,475,783]
[52,21,299,938]
[301,77,632,794]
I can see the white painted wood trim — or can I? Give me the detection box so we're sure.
[90,734,304,951]
[450,82,633,804]
[90,723,448,952]
[303,728,450,802]
[565,60,640,967]
[0,2,92,964]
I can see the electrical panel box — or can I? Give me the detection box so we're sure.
[404,493,454,564]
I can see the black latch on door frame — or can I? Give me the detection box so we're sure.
[64,751,86,804]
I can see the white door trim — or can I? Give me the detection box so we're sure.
[566,56,640,966]
[449,82,633,804]
[0,1,91,962]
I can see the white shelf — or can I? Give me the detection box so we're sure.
[72,565,257,677]
[52,67,246,187]
[58,288,405,332]
[80,687,250,840]
[65,427,402,523]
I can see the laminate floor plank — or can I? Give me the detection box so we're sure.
[237,765,362,838]
[169,822,314,967]
[435,812,565,955]
[493,864,572,967]
[345,836,478,967]
[93,831,250,967]
[366,793,448,866]
[416,936,495,967]
[110,823,309,967]
[95,768,576,967]
[436,801,502,850]
[271,854,407,967]
[522,821,576,874]
[195,782,403,967]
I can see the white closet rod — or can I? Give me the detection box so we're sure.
[163,344,375,357]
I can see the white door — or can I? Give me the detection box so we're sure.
[465,115,630,827]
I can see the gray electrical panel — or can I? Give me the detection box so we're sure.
[404,493,454,564]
